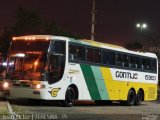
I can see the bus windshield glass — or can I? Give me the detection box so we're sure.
[6,40,50,80]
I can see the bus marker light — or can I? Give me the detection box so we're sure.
[25,37,28,40]
[34,61,38,66]
[46,37,49,40]
[13,37,16,40]
[32,37,35,40]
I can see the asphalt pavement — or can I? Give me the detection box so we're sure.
[0,93,159,120]
[0,100,8,114]
[6,99,160,120]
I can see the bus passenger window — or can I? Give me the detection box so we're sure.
[142,58,147,70]
[116,53,123,67]
[69,44,77,61]
[146,59,152,70]
[102,51,109,65]
[86,48,94,63]
[130,56,136,68]
[135,57,140,69]
[94,49,101,63]
[76,46,85,61]
[108,52,115,66]
[123,54,129,67]
[69,44,85,62]
[152,59,157,72]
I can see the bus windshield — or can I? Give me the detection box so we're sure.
[6,40,50,80]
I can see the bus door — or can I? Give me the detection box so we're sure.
[47,41,66,84]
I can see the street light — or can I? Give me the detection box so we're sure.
[136,23,147,32]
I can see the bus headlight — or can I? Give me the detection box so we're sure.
[3,82,9,89]
[36,84,41,89]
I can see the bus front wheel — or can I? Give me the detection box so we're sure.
[63,87,76,107]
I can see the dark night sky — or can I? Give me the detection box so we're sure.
[0,0,160,46]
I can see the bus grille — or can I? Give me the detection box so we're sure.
[12,84,20,87]
[12,83,30,88]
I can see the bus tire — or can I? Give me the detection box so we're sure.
[126,89,136,106]
[135,90,143,106]
[63,87,76,107]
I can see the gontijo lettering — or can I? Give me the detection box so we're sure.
[116,71,138,79]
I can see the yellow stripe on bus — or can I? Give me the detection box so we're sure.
[100,67,120,100]
[100,67,157,101]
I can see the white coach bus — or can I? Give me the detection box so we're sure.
[5,35,158,107]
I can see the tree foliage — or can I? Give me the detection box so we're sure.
[12,7,42,35]
[43,21,81,39]
[0,29,12,56]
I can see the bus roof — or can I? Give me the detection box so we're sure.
[12,35,157,58]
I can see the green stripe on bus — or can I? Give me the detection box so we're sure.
[91,66,109,100]
[80,64,101,100]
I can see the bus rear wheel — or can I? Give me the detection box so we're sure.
[135,90,143,106]
[63,87,76,107]
[126,89,136,106]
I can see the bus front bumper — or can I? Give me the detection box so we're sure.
[7,87,50,100]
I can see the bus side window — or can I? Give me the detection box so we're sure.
[69,44,85,62]
[116,53,123,67]
[142,58,147,70]
[76,46,85,61]
[102,50,109,65]
[130,56,136,69]
[94,49,101,63]
[152,59,157,72]
[86,48,94,63]
[146,59,152,70]
[135,57,140,69]
[123,54,129,68]
[69,44,77,61]
[108,51,115,66]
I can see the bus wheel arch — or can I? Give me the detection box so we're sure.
[62,84,78,107]
[68,84,79,100]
